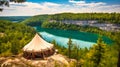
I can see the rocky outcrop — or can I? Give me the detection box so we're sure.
[0,54,76,67]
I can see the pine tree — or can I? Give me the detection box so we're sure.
[87,37,106,67]
[67,38,72,58]
[113,32,120,67]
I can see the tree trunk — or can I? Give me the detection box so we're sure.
[117,51,120,67]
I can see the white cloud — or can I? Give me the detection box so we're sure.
[69,0,85,4]
[0,2,120,16]
[42,2,61,7]
[69,0,106,7]
[79,2,106,7]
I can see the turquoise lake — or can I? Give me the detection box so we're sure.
[35,26,112,48]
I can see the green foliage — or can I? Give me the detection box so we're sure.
[111,32,120,67]
[67,38,72,58]
[51,39,89,66]
[87,37,106,67]
[82,37,118,67]
[69,61,77,67]
[0,16,30,22]
[112,32,120,47]
[50,13,120,24]
[41,21,102,33]
[22,13,120,26]
[52,37,118,67]
[21,15,50,26]
[51,39,57,47]
[0,20,36,56]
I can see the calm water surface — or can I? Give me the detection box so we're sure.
[34,26,112,48]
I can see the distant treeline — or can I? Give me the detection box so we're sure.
[50,13,120,23]
[21,13,120,26]
[0,16,30,22]
[21,15,49,26]
[41,21,102,33]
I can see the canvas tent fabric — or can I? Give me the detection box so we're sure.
[23,33,54,52]
[23,33,55,59]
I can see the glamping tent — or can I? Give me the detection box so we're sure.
[23,33,55,59]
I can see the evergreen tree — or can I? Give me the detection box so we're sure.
[67,38,73,58]
[87,37,106,67]
[51,39,57,47]
[112,32,120,67]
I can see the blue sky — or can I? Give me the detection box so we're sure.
[28,0,120,5]
[0,0,120,16]
[28,0,68,4]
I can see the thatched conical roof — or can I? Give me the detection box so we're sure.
[23,33,54,52]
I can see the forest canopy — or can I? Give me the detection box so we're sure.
[0,20,36,56]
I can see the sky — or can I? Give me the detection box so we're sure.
[0,0,120,16]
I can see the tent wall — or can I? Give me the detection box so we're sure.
[23,48,55,59]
